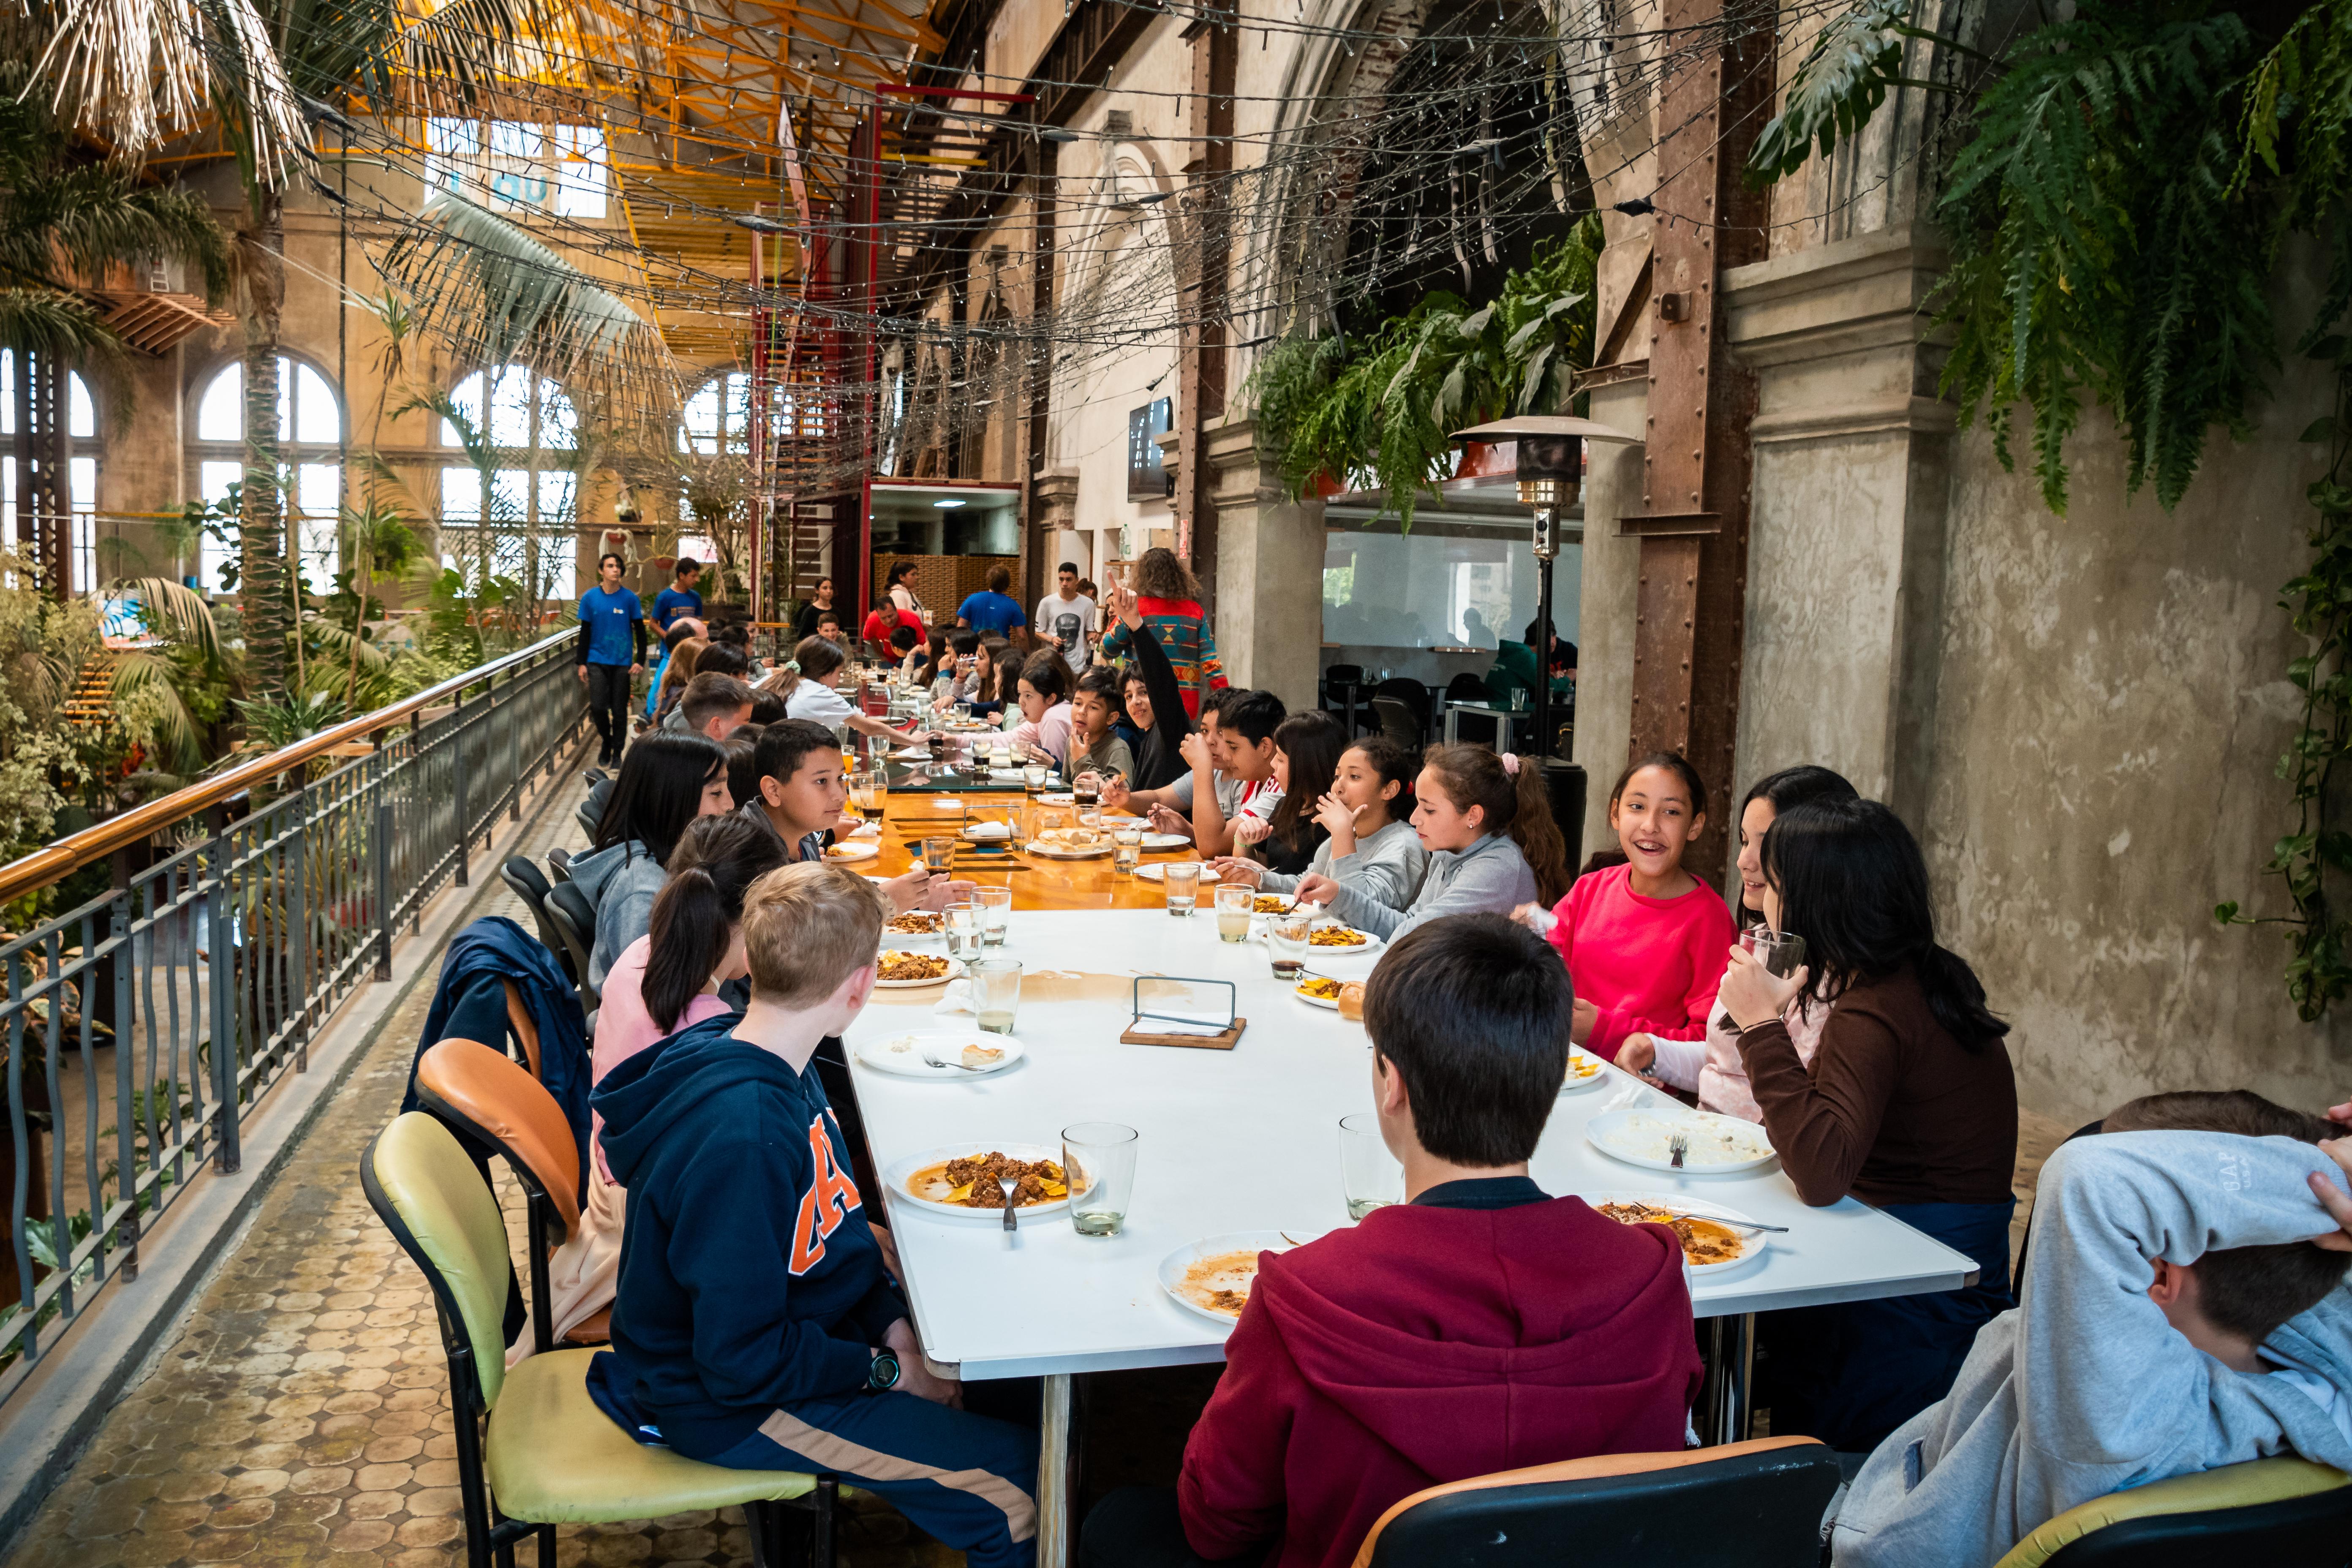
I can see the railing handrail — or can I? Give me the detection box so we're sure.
[0,628,575,904]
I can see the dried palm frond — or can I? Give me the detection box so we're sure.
[0,286,128,374]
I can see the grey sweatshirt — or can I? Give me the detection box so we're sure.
[1321,830,1536,942]
[1259,817,1429,910]
[1832,1130,2352,1568]
[566,839,670,991]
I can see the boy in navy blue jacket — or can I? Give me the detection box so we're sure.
[588,861,1038,1566]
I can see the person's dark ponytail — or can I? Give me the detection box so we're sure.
[640,812,791,1033]
[645,868,727,1033]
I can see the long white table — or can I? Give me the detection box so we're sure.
[844,909,1979,1564]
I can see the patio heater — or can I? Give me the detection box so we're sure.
[1448,414,1641,859]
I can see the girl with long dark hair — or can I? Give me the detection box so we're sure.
[1617,764,1858,1114]
[1721,796,2018,1452]
[569,732,732,988]
[1228,711,1345,877]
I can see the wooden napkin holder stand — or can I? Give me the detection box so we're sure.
[1120,1017,1247,1051]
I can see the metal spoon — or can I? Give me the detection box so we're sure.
[997,1173,1019,1232]
[922,1052,985,1073]
[1670,1133,1688,1170]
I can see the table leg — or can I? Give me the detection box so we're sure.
[1702,1313,1756,1446]
[1038,1371,1073,1568]
[1443,706,1460,745]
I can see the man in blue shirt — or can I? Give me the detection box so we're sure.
[577,552,647,766]
[955,564,1025,637]
[653,556,704,631]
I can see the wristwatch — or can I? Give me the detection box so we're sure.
[867,1348,901,1392]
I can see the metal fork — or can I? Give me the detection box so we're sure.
[997,1173,1020,1231]
[922,1053,985,1073]
[1669,1133,1688,1170]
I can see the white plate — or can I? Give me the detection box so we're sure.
[884,1142,1074,1222]
[1036,791,1075,805]
[1025,839,1113,859]
[1140,832,1193,851]
[874,953,965,989]
[1559,1047,1608,1094]
[1134,861,1219,883]
[1291,975,1345,1011]
[881,914,948,943]
[1158,1231,1322,1326]
[1302,922,1383,957]
[988,769,1029,782]
[821,841,879,863]
[853,1030,1028,1081]
[1583,1191,1770,1276]
[891,747,932,760]
[1585,1109,1777,1173]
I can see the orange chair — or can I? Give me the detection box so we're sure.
[1349,1436,1840,1568]
[411,1037,607,1355]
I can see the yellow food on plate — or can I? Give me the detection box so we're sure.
[877,950,950,981]
[959,1043,1005,1068]
[1595,1202,1749,1267]
[1309,927,1369,947]
[823,844,866,859]
[1565,1050,1603,1082]
[1176,1250,1264,1318]
[1296,976,1343,1001]
[1253,895,1293,915]
[886,912,942,935]
[915,1152,1070,1209]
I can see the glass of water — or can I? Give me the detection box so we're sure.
[1113,827,1143,876]
[920,836,958,876]
[970,958,1021,1034]
[1339,1112,1402,1221]
[1164,861,1202,916]
[1063,1122,1139,1237]
[943,900,980,959]
[1023,763,1049,792]
[975,885,1012,947]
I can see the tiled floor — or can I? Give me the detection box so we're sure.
[0,770,2087,1568]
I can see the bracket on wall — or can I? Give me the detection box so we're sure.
[1617,510,1720,536]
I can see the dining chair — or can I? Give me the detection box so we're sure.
[546,847,572,883]
[542,882,601,1013]
[362,1112,841,1568]
[499,857,577,986]
[1349,1436,1840,1568]
[1371,697,1421,752]
[410,1038,603,1355]
[1321,664,1367,737]
[1992,1456,2352,1568]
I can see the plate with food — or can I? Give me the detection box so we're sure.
[1025,830,1113,859]
[1586,1192,1769,1276]
[883,910,946,940]
[1559,1047,1607,1093]
[823,841,879,863]
[885,1143,1075,1221]
[1292,974,1347,1010]
[1584,1109,1777,1174]
[1134,861,1219,883]
[1306,923,1382,953]
[1158,1231,1322,1326]
[853,1030,1027,1081]
[874,950,964,988]
[1252,894,1296,915]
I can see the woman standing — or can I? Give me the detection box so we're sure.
[1100,547,1226,717]
[885,559,929,626]
[1721,797,2017,1453]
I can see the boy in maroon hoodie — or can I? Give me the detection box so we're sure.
[1078,913,1704,1568]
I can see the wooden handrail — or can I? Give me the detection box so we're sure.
[0,629,577,905]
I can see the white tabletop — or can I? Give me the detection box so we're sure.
[847,909,1979,1381]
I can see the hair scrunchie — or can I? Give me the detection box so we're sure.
[1500,752,1520,776]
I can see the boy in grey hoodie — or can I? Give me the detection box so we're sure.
[1831,1119,2352,1567]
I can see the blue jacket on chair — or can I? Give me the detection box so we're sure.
[402,916,591,1179]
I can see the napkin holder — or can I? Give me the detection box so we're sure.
[1120,976,1246,1051]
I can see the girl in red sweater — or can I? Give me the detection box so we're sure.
[1529,752,1733,1062]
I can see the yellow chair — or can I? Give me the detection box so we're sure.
[362,1112,842,1568]
[1992,1455,2352,1568]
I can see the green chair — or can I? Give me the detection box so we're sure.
[1992,1455,2352,1568]
[362,1112,843,1568]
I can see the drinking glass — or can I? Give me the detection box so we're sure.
[1074,771,1101,807]
[1113,827,1143,876]
[866,771,890,822]
[953,698,973,725]
[991,740,1013,772]
[1339,1112,1402,1221]
[1268,910,1313,979]
[943,900,980,959]
[1164,861,1202,917]
[1023,763,1049,792]
[1740,926,1808,977]
[1063,1122,1139,1237]
[971,958,1022,1035]
[1214,882,1254,942]
[920,836,958,876]
[848,771,875,821]
[975,885,1013,947]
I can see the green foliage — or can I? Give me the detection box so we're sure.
[1746,0,1963,185]
[1248,213,1604,528]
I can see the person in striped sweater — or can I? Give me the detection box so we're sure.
[1101,547,1226,718]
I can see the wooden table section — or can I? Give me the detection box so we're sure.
[865,790,1197,912]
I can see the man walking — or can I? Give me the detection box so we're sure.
[578,551,647,766]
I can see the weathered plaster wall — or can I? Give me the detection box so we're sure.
[1572,377,1649,857]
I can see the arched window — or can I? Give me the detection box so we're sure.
[439,366,580,600]
[190,356,344,593]
[0,354,101,591]
[680,371,752,455]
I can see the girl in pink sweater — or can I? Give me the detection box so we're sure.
[1617,765,1858,1116]
[1533,754,1732,1062]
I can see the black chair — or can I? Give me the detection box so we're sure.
[499,856,578,985]
[1358,1437,1840,1568]
[546,847,571,883]
[1321,663,1368,737]
[1443,671,1488,705]
[1371,676,1432,742]
[1371,697,1422,751]
[576,775,615,842]
[2004,1456,2352,1568]
[542,880,601,1012]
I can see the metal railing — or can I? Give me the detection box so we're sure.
[0,629,589,1408]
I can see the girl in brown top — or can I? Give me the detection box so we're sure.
[1718,797,2018,1454]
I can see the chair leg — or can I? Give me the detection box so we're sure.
[525,1195,555,1357]
[746,1502,776,1568]
[814,1476,838,1568]
[536,1523,555,1568]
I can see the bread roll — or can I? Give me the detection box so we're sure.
[1336,982,1366,1021]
